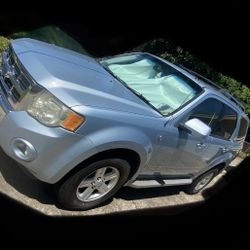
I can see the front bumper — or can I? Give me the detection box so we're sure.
[0,75,97,184]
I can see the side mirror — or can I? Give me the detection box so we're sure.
[179,118,211,138]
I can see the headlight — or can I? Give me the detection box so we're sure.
[18,87,85,132]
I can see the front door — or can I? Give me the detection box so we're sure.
[148,97,238,176]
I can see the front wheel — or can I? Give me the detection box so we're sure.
[56,159,130,210]
[185,168,218,194]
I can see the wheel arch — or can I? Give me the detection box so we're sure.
[57,148,142,184]
[196,161,227,179]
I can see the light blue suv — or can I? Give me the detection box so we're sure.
[0,38,249,210]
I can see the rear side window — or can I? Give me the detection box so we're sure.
[188,98,237,140]
[236,117,249,141]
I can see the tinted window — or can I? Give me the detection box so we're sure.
[237,117,249,141]
[188,98,237,140]
[189,98,224,128]
[212,105,237,140]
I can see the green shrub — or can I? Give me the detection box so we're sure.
[0,36,10,53]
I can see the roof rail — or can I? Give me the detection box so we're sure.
[179,65,222,89]
[179,65,246,112]
[219,89,245,112]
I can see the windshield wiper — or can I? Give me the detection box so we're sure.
[100,63,162,115]
[124,85,162,114]
[127,87,151,104]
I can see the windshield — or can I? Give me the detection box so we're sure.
[100,54,202,115]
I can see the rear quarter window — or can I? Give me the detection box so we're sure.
[236,117,249,141]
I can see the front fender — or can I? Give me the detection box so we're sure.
[87,126,153,167]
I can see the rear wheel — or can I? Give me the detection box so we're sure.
[56,159,130,210]
[185,168,218,194]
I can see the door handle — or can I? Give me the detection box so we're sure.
[196,143,207,150]
[221,147,229,153]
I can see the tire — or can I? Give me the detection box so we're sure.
[56,158,130,210]
[185,168,219,195]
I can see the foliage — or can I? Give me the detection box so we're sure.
[0,36,10,53]
[11,31,29,38]
[142,39,250,115]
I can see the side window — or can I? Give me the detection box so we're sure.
[212,105,237,140]
[188,98,224,129]
[236,117,249,141]
[188,98,237,140]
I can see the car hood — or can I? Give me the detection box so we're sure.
[11,38,161,117]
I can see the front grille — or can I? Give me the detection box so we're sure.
[1,46,32,104]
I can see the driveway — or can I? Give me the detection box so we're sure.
[0,148,243,216]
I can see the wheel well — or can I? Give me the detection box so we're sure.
[58,148,141,183]
[205,162,226,175]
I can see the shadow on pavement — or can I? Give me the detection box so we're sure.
[113,158,250,216]
[115,185,183,200]
[201,158,247,200]
[0,149,55,205]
